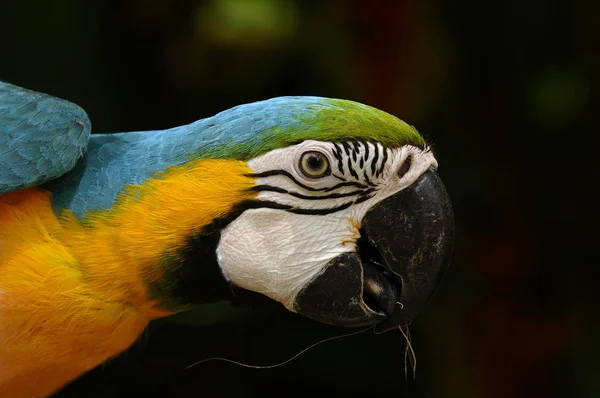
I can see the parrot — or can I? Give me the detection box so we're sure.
[0,80,454,397]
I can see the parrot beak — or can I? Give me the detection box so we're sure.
[293,168,454,330]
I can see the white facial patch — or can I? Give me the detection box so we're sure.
[217,208,358,309]
[216,140,438,311]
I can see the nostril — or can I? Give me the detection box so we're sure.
[362,263,399,317]
[357,228,401,317]
[398,155,412,179]
[363,277,386,315]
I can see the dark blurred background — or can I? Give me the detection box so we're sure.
[1,1,597,397]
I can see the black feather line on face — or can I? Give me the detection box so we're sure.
[377,148,388,178]
[235,198,357,215]
[371,144,380,176]
[355,193,375,204]
[332,173,347,181]
[323,181,368,192]
[287,201,354,215]
[342,142,352,156]
[247,170,367,191]
[333,143,344,173]
[348,164,360,180]
[249,185,372,200]
[351,143,359,163]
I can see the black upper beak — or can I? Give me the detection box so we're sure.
[293,168,454,329]
[364,168,454,331]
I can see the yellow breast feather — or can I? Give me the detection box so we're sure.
[0,159,256,397]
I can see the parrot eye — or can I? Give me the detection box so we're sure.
[299,151,330,179]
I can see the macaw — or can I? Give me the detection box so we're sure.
[0,81,454,397]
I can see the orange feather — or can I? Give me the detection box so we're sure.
[0,159,256,397]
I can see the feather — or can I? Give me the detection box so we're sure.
[0,82,91,194]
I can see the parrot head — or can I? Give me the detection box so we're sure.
[138,97,454,332]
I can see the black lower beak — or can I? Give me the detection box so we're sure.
[294,168,454,329]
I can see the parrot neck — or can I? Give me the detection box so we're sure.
[58,159,259,316]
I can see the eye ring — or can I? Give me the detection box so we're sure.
[298,151,331,179]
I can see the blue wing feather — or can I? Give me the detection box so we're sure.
[0,81,91,194]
